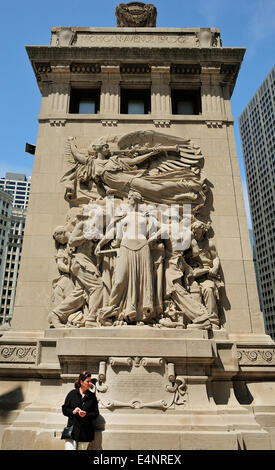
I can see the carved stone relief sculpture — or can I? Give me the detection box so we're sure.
[196,29,221,48]
[116,2,157,27]
[56,28,76,46]
[48,130,224,330]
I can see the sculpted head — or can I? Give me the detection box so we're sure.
[191,220,209,241]
[90,137,111,159]
[127,190,144,206]
[53,226,69,245]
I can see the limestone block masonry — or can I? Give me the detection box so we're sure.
[1,4,275,450]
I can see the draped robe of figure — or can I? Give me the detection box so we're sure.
[91,156,205,205]
[50,222,103,327]
[164,249,211,328]
[98,205,159,324]
[61,133,207,211]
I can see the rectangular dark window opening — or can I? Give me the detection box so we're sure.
[69,89,100,114]
[121,89,151,114]
[171,89,201,115]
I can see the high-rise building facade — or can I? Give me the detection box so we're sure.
[0,172,31,209]
[0,173,30,327]
[0,190,13,291]
[0,207,26,327]
[249,229,263,311]
[239,65,275,339]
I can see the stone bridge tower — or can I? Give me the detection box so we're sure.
[1,3,275,450]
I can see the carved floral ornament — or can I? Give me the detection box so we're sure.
[48,130,224,331]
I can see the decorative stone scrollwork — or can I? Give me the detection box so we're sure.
[258,350,274,362]
[95,357,187,410]
[172,376,187,406]
[141,357,164,367]
[167,362,176,383]
[237,348,275,366]
[97,361,108,392]
[109,357,133,366]
[1,347,17,359]
[0,345,37,363]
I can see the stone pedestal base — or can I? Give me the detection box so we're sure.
[1,327,275,450]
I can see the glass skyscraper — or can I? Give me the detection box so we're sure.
[0,172,31,209]
[239,65,275,339]
[0,173,30,327]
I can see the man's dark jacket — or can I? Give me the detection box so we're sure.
[62,388,99,442]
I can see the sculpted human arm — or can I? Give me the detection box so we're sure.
[191,237,200,257]
[56,254,70,274]
[68,222,86,248]
[94,221,119,255]
[208,239,220,276]
[189,238,209,277]
[94,237,111,255]
[68,137,88,165]
[120,145,168,166]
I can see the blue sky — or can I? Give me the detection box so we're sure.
[1,0,275,228]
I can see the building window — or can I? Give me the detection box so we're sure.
[120,89,151,114]
[171,89,201,115]
[69,89,100,114]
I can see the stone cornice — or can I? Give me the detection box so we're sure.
[38,114,235,127]
[26,46,245,97]
[26,45,245,63]
[50,27,221,33]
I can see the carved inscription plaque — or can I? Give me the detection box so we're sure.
[75,33,196,47]
[50,31,221,48]
[97,357,183,409]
